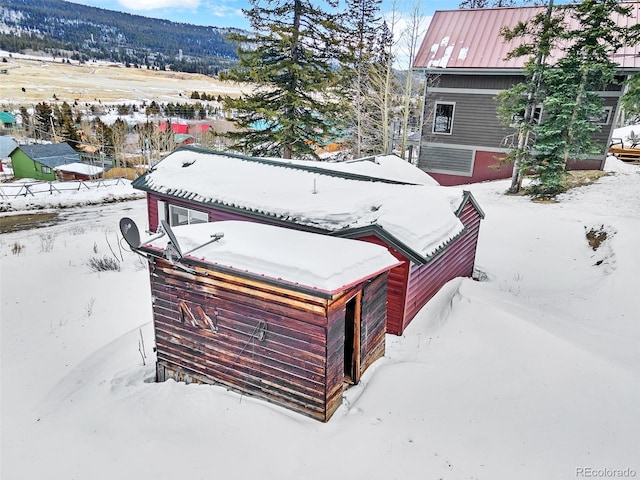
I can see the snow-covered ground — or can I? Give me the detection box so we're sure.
[1,157,638,480]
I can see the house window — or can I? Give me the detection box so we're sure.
[41,166,52,174]
[168,204,208,226]
[432,102,455,135]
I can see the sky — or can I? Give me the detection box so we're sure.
[64,0,458,30]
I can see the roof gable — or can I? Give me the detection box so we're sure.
[17,143,79,168]
[133,146,468,262]
[414,3,640,71]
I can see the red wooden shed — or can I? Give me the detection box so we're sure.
[132,146,484,335]
[140,220,400,421]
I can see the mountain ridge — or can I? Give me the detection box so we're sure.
[0,0,240,75]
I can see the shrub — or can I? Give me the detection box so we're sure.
[87,256,121,272]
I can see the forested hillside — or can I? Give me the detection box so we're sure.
[0,0,239,74]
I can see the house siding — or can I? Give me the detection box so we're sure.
[403,201,481,329]
[10,150,56,181]
[420,73,620,183]
[151,257,332,420]
[423,90,517,149]
[148,193,414,335]
[150,256,388,421]
[359,274,388,371]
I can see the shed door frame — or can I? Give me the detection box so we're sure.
[344,290,362,385]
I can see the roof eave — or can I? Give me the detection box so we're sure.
[334,225,437,265]
[457,190,486,219]
[143,247,399,300]
[414,67,525,75]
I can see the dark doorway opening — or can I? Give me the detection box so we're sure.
[344,293,361,384]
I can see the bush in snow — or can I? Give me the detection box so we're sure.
[87,256,121,272]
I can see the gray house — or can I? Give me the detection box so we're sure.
[413,5,640,186]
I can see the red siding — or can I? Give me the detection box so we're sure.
[402,201,481,331]
[430,150,605,187]
[147,194,159,231]
[145,192,481,336]
[150,257,388,421]
[430,151,512,186]
[353,235,409,336]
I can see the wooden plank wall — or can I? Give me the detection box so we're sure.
[402,201,482,331]
[324,274,388,420]
[359,274,388,372]
[150,258,333,421]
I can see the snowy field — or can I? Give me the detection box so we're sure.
[1,157,639,480]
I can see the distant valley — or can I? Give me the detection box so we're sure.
[0,0,240,75]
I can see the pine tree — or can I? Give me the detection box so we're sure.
[497,0,563,193]
[34,102,54,140]
[221,0,347,159]
[498,0,639,197]
[532,0,640,197]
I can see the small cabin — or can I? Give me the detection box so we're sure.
[140,220,400,421]
[55,162,103,181]
[132,147,484,336]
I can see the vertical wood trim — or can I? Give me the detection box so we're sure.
[352,290,362,384]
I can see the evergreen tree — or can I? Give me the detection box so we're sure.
[19,106,32,136]
[498,0,639,197]
[34,102,54,140]
[497,0,563,193]
[221,0,347,159]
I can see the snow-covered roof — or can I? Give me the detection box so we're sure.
[133,147,468,262]
[143,220,401,295]
[286,154,440,186]
[55,162,104,175]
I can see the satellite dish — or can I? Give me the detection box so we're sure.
[160,219,183,258]
[120,217,141,249]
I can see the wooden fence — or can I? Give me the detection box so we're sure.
[0,178,127,199]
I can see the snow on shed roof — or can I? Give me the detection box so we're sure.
[414,3,640,71]
[54,162,104,175]
[143,220,401,295]
[133,147,466,262]
[17,143,80,168]
[287,154,440,186]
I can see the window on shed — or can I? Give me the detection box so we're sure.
[168,205,208,226]
[433,102,455,135]
[41,166,52,174]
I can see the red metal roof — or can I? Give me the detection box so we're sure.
[414,3,640,71]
